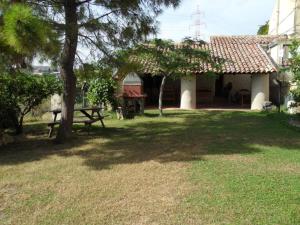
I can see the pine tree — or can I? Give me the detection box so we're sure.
[1,0,181,142]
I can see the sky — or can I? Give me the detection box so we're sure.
[156,0,276,41]
[35,0,276,66]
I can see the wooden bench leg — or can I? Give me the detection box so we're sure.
[96,112,106,128]
[100,119,105,128]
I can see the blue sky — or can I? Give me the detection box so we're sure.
[156,0,275,41]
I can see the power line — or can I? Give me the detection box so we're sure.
[190,4,206,40]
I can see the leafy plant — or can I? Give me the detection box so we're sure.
[286,39,300,103]
[257,21,269,35]
[0,73,62,134]
[0,4,59,73]
[3,4,46,53]
[87,77,117,108]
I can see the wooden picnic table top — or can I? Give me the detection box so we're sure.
[49,107,103,113]
[47,106,106,138]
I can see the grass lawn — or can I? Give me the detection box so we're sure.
[0,110,299,225]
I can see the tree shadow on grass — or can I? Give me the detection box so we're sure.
[0,111,299,170]
[78,111,300,170]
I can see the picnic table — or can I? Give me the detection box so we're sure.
[48,107,106,137]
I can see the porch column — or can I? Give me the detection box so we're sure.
[251,74,269,110]
[180,76,196,109]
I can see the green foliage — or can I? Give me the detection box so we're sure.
[87,77,117,107]
[257,21,269,35]
[0,3,60,72]
[0,78,18,130]
[110,49,143,79]
[1,0,181,139]
[0,73,62,133]
[2,4,58,55]
[286,39,300,103]
[76,63,114,83]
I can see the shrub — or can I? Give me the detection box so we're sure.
[0,73,62,134]
[287,40,300,106]
[86,77,117,108]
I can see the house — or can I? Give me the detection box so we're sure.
[118,35,287,111]
[118,0,298,111]
[32,65,60,77]
[268,0,300,107]
[269,0,300,37]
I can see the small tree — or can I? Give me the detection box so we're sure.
[87,76,117,108]
[257,21,269,35]
[129,38,221,116]
[286,39,300,105]
[0,73,62,134]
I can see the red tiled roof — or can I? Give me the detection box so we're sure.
[137,35,282,75]
[208,36,280,74]
[210,35,287,45]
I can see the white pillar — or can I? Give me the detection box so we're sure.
[180,76,196,109]
[251,74,269,110]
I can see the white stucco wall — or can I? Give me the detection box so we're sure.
[251,75,270,110]
[269,0,297,36]
[269,44,281,64]
[295,0,300,36]
[180,76,196,109]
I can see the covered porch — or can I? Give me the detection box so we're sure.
[119,35,278,112]
[141,73,270,110]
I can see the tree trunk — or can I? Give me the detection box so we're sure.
[15,115,24,135]
[158,75,167,116]
[55,1,78,143]
[11,111,21,135]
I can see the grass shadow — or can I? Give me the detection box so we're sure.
[0,110,299,170]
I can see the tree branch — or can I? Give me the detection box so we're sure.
[76,0,93,6]
[79,10,119,28]
[78,33,111,58]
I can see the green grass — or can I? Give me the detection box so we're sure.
[0,110,299,225]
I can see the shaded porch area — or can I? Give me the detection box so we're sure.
[141,73,264,110]
[195,74,251,109]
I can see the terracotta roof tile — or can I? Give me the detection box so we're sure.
[206,35,285,74]
[210,35,287,45]
[137,35,283,75]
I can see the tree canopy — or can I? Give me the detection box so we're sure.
[257,21,269,35]
[0,0,181,141]
[0,3,59,72]
[0,73,62,134]
[286,39,300,103]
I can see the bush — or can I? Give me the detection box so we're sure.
[0,73,62,134]
[31,98,51,119]
[87,77,117,108]
[286,40,300,106]
[291,88,300,103]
